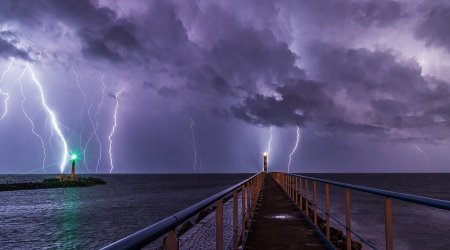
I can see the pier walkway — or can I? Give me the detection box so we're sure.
[102,169,450,250]
[245,176,325,249]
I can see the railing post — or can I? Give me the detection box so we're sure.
[345,189,351,250]
[289,175,291,198]
[164,230,178,250]
[385,197,393,250]
[299,177,303,211]
[313,181,317,226]
[216,199,223,250]
[291,176,294,200]
[241,186,246,243]
[249,180,253,214]
[295,176,298,206]
[285,174,287,192]
[246,183,251,228]
[305,179,309,216]
[325,184,330,240]
[233,190,238,250]
[292,176,294,199]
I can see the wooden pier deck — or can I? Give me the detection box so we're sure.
[245,176,326,250]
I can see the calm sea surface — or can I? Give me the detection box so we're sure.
[1,173,450,250]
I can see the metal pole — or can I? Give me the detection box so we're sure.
[345,189,351,250]
[216,199,223,250]
[313,181,317,226]
[385,197,394,250]
[233,190,238,250]
[325,184,330,240]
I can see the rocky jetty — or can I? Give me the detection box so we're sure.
[0,177,106,192]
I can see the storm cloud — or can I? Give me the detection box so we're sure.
[0,0,449,173]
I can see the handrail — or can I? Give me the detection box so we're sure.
[273,172,450,250]
[315,202,378,250]
[101,172,263,250]
[290,173,450,210]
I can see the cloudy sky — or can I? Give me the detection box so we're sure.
[0,0,450,174]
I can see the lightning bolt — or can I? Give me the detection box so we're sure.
[189,117,198,173]
[287,126,300,173]
[108,88,124,173]
[266,127,273,160]
[0,61,14,81]
[83,75,106,172]
[0,61,14,120]
[18,68,47,173]
[26,64,68,173]
[95,75,106,172]
[72,68,88,171]
[0,89,9,120]
[83,96,96,168]
[414,144,431,168]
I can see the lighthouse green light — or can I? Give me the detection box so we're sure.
[70,153,78,161]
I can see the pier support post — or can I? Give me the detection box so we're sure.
[233,190,238,250]
[300,178,303,211]
[246,183,251,229]
[164,230,178,250]
[295,177,298,206]
[385,197,393,250]
[241,186,246,243]
[345,189,351,250]
[216,199,223,250]
[305,179,309,216]
[288,175,291,198]
[313,181,317,226]
[325,184,330,240]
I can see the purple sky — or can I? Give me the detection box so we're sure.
[0,0,449,173]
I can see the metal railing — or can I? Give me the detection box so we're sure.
[271,172,450,250]
[101,172,265,250]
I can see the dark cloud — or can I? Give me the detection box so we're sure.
[232,42,450,142]
[205,27,303,94]
[0,37,31,61]
[284,0,403,30]
[158,87,179,97]
[142,81,155,89]
[80,30,123,62]
[1,0,450,173]
[231,79,338,127]
[307,43,426,100]
[353,0,403,27]
[415,3,450,52]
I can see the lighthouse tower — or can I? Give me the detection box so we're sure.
[70,153,78,181]
[263,152,268,173]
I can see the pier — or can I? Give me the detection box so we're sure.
[102,170,450,250]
